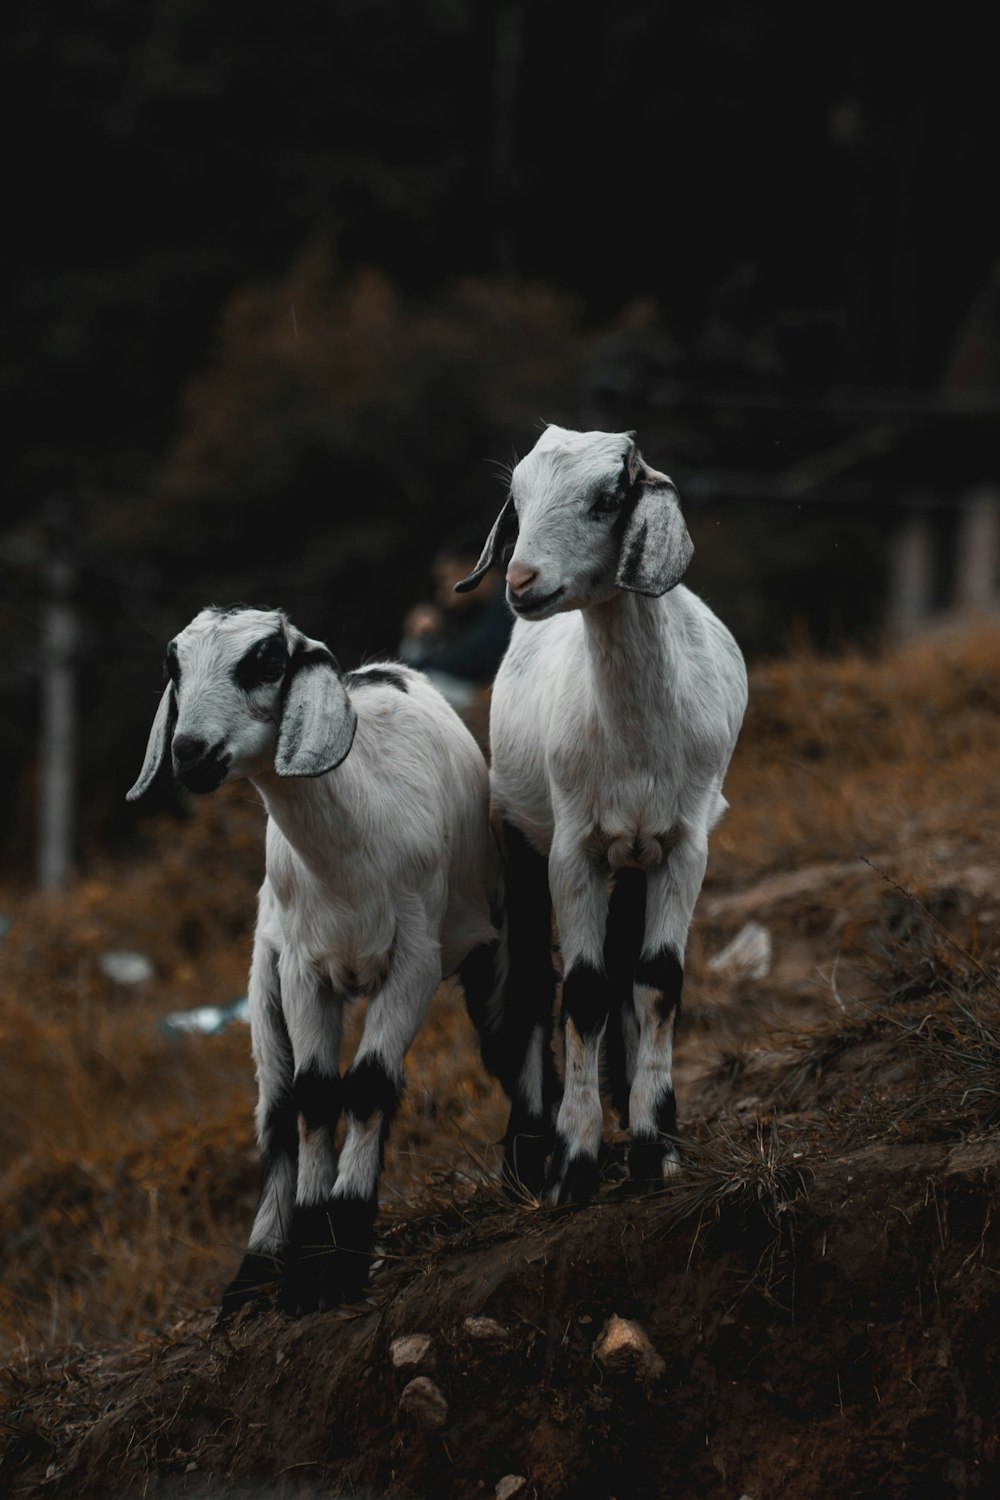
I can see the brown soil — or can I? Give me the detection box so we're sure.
[5,952,1000,1500]
[2,623,999,1499]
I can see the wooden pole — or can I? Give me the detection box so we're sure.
[38,500,78,893]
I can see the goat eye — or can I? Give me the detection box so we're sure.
[164,651,180,685]
[256,641,288,681]
[593,492,623,516]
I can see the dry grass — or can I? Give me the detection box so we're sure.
[711,616,1000,882]
[1,617,997,1360]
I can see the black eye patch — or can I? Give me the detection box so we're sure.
[164,645,180,685]
[235,634,289,690]
[590,460,634,517]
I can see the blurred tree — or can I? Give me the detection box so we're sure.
[1,1,997,877]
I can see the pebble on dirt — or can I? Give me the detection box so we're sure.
[390,1333,434,1368]
[495,1476,528,1499]
[461,1315,511,1341]
[593,1314,666,1382]
[398,1375,449,1429]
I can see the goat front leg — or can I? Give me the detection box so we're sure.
[546,828,612,1207]
[278,952,346,1316]
[627,832,708,1184]
[218,931,296,1326]
[602,867,647,1129]
[331,933,442,1302]
[283,915,442,1313]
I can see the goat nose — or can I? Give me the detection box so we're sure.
[173,733,209,767]
[506,560,539,594]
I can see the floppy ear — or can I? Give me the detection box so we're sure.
[126,682,177,802]
[275,642,357,777]
[615,469,694,597]
[453,496,518,593]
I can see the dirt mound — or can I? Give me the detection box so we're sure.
[2,622,999,1498]
[6,1130,999,1500]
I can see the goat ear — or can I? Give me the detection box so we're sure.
[453,496,518,593]
[275,641,357,778]
[126,682,177,802]
[615,468,693,597]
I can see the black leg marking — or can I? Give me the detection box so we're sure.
[280,1194,379,1315]
[281,1061,399,1316]
[329,1192,379,1301]
[495,822,561,1195]
[216,1249,283,1328]
[294,1066,342,1133]
[634,947,684,1024]
[603,868,647,1126]
[342,1057,401,1134]
[561,959,611,1039]
[280,1202,337,1316]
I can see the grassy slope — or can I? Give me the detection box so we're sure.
[0,618,997,1362]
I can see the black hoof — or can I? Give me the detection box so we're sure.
[628,1135,683,1186]
[545,1148,599,1208]
[279,1201,373,1316]
[215,1250,283,1329]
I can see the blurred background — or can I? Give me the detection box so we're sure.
[2,0,998,885]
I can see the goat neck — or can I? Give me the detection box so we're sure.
[252,756,362,881]
[579,587,679,727]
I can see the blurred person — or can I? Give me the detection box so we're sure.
[399,529,512,714]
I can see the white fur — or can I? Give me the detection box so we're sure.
[128,607,503,1310]
[482,426,748,1200]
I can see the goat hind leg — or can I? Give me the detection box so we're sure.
[487,822,560,1196]
[545,835,612,1207]
[627,838,707,1184]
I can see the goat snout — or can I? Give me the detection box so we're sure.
[506,560,539,595]
[173,733,229,793]
[172,733,210,767]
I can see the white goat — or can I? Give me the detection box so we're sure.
[456,426,748,1205]
[127,606,505,1319]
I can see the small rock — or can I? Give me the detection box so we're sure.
[495,1477,527,1499]
[462,1315,510,1341]
[593,1315,666,1382]
[398,1376,448,1430]
[390,1333,434,1369]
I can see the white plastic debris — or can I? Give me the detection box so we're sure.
[159,995,249,1038]
[100,949,154,985]
[707,920,772,980]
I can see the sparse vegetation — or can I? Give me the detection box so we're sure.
[1,620,998,1497]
